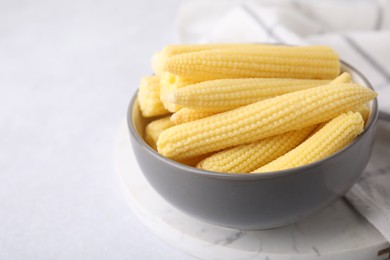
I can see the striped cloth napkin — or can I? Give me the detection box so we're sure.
[175,0,390,241]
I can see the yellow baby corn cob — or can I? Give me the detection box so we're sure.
[353,104,370,124]
[305,74,347,123]
[171,108,217,125]
[160,72,197,112]
[331,72,351,84]
[252,111,364,173]
[330,73,371,123]
[157,83,376,160]
[163,45,340,82]
[331,72,370,123]
[152,44,252,74]
[144,116,174,150]
[137,76,169,117]
[197,125,316,173]
[171,78,331,112]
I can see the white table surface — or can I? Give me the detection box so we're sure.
[0,0,196,259]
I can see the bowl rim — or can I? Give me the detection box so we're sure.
[127,60,379,181]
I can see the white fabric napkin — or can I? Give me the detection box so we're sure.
[175,0,390,241]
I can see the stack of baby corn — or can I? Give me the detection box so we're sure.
[137,44,377,174]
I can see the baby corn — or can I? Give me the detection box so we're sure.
[331,72,370,123]
[197,125,316,173]
[253,112,364,173]
[171,78,331,112]
[163,45,340,82]
[331,72,351,84]
[353,104,370,124]
[152,44,253,74]
[144,116,174,150]
[137,76,169,117]
[171,108,217,125]
[157,83,376,160]
[160,72,197,112]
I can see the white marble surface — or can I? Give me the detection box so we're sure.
[117,122,390,260]
[0,0,196,259]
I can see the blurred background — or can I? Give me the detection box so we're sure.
[1,0,389,259]
[0,0,193,259]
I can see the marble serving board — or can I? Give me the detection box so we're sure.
[115,122,389,260]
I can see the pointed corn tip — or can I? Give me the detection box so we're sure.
[347,83,378,99]
[364,87,378,99]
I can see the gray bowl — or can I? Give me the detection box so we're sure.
[127,61,378,230]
